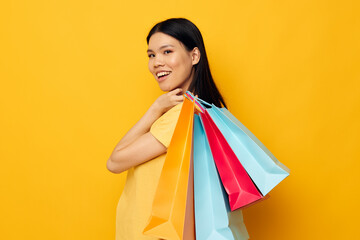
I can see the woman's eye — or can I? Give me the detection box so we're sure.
[164,50,172,54]
[148,54,155,58]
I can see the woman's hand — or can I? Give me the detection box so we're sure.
[152,88,184,115]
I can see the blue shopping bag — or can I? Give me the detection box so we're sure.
[188,91,290,196]
[193,114,249,240]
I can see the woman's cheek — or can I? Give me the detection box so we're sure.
[148,62,153,74]
[168,56,180,68]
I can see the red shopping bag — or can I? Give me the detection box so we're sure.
[200,110,263,211]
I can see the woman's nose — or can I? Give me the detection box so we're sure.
[153,56,165,67]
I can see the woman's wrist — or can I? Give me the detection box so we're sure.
[149,101,165,117]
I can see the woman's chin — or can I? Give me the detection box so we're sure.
[158,83,173,92]
[159,86,169,92]
[158,81,184,92]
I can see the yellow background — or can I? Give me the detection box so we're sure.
[1,0,359,239]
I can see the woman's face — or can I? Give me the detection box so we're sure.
[147,32,200,92]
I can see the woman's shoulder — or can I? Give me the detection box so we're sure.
[155,102,183,123]
[166,102,184,113]
[150,102,183,148]
[152,101,183,126]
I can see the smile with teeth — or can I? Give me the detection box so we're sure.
[157,71,171,78]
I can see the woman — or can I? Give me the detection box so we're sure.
[107,18,229,239]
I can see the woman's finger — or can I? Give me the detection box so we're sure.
[170,88,183,95]
[174,95,184,102]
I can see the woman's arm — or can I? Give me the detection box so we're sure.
[106,88,183,174]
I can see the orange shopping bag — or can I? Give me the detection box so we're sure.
[143,97,195,240]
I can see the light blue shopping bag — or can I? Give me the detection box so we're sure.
[188,91,290,196]
[194,114,249,240]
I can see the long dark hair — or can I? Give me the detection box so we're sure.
[146,18,227,108]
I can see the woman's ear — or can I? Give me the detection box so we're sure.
[191,47,200,65]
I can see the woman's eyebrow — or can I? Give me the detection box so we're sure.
[147,44,175,53]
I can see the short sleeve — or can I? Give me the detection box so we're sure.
[150,102,183,148]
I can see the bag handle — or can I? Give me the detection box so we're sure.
[184,91,213,113]
[184,92,205,112]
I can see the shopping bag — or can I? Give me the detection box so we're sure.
[217,108,290,195]
[183,140,195,240]
[194,114,249,240]
[186,91,290,196]
[143,97,195,240]
[187,91,289,196]
[200,110,263,211]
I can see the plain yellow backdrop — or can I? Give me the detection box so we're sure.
[1,0,359,239]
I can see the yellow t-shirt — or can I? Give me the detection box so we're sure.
[115,102,183,240]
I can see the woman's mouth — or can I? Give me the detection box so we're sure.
[156,71,171,82]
